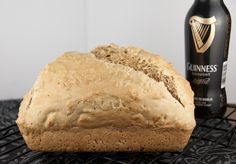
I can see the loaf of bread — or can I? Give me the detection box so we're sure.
[16,44,195,152]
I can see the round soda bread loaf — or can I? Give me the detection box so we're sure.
[16,45,195,152]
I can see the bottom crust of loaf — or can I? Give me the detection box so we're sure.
[19,126,192,152]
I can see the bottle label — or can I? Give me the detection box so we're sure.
[194,97,213,107]
[189,16,216,53]
[221,61,227,89]
[186,62,218,86]
[186,14,227,112]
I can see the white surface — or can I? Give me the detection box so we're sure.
[0,0,235,103]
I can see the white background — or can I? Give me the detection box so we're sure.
[0,0,235,103]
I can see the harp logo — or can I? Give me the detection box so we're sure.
[189,16,216,53]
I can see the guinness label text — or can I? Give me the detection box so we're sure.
[187,62,218,73]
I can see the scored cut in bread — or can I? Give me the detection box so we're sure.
[16,45,195,152]
[91,44,194,114]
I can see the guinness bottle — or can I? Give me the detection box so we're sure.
[185,0,231,118]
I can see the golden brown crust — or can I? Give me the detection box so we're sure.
[16,53,195,131]
[16,46,196,152]
[19,125,192,152]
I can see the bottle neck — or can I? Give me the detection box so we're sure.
[195,0,223,3]
[194,0,224,8]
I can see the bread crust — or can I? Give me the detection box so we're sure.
[16,48,195,152]
[19,125,192,152]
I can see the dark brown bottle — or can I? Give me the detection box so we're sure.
[185,0,231,118]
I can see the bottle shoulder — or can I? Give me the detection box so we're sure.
[185,4,197,24]
[221,2,231,20]
[185,3,231,24]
